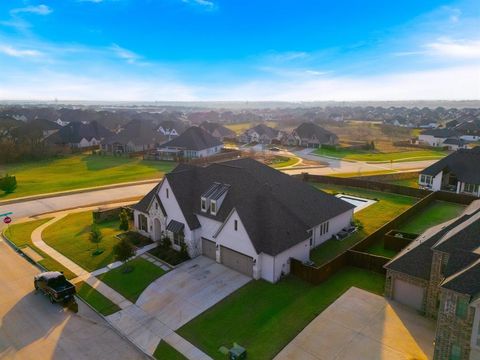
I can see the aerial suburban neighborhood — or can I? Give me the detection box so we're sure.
[1,1,479,360]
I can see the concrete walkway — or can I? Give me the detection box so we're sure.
[29,208,218,359]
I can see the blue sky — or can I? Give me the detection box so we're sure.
[0,0,479,101]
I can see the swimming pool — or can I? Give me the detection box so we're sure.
[335,194,377,213]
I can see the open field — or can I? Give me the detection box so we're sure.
[42,211,123,272]
[1,154,175,200]
[4,218,77,279]
[97,257,166,302]
[310,184,416,265]
[177,267,385,360]
[314,147,447,163]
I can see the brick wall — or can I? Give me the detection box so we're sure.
[385,269,429,314]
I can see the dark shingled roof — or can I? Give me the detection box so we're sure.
[441,261,480,297]
[47,121,113,144]
[420,128,458,137]
[293,123,338,143]
[104,119,167,146]
[163,158,354,256]
[200,122,236,138]
[421,147,480,184]
[248,124,279,138]
[131,184,161,213]
[161,126,222,151]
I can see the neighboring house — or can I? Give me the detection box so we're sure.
[454,120,480,142]
[418,147,480,196]
[46,121,113,148]
[239,124,282,144]
[132,158,354,282]
[284,122,338,148]
[418,129,459,147]
[157,119,184,138]
[199,121,236,141]
[157,126,223,160]
[101,119,167,154]
[442,138,468,151]
[384,200,480,360]
[27,118,62,138]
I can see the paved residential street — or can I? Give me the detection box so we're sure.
[0,237,145,360]
[0,183,156,225]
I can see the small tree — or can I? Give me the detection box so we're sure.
[119,209,129,231]
[0,174,17,194]
[89,224,103,255]
[113,238,136,272]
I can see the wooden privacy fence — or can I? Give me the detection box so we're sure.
[297,173,431,198]
[383,230,419,252]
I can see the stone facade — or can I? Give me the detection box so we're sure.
[425,251,448,318]
[434,289,475,360]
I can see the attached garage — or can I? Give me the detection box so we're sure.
[220,246,253,277]
[202,238,216,260]
[393,279,425,311]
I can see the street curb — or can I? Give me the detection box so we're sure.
[1,230,153,359]
[0,178,161,206]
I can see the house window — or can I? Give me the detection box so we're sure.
[155,202,158,210]
[234,220,238,231]
[210,201,217,215]
[138,214,148,232]
[166,188,169,198]
[420,174,433,185]
[173,229,184,247]
[320,222,329,236]
[449,344,461,360]
[464,183,479,194]
[201,198,207,212]
[455,297,468,319]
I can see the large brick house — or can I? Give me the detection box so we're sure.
[284,122,338,148]
[384,200,480,360]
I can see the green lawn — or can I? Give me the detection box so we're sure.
[177,267,385,360]
[153,341,187,360]
[310,184,417,265]
[97,258,166,302]
[270,156,299,169]
[1,154,175,200]
[314,147,447,162]
[42,211,123,272]
[75,281,121,316]
[399,200,466,234]
[382,177,419,188]
[4,218,76,279]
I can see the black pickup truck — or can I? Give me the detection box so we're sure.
[34,271,76,304]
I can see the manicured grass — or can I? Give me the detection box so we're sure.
[43,211,123,272]
[97,258,166,303]
[310,184,417,265]
[399,200,466,234]
[382,177,420,188]
[1,154,175,200]
[153,340,187,360]
[177,267,385,360]
[270,156,299,168]
[314,147,447,162]
[75,281,121,316]
[332,170,397,178]
[4,218,77,279]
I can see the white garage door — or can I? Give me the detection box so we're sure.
[393,279,425,311]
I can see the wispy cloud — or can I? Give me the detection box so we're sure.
[182,0,216,10]
[10,5,52,16]
[110,44,142,64]
[0,45,42,58]
[425,38,480,59]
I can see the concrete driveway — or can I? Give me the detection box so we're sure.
[106,256,250,354]
[275,287,436,360]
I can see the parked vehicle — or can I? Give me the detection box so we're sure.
[334,226,357,240]
[34,271,76,305]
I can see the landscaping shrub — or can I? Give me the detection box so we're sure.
[113,238,136,272]
[119,209,129,231]
[89,224,103,255]
[0,174,17,194]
